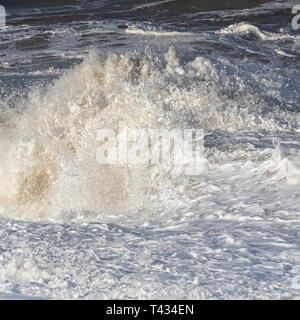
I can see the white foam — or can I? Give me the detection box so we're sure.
[217,22,300,41]
[132,0,176,11]
[125,26,195,36]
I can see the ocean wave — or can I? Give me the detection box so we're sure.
[217,22,300,41]
[0,48,299,222]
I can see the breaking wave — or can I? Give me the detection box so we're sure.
[218,22,300,41]
[0,47,299,222]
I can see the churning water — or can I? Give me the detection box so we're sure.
[0,0,300,299]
